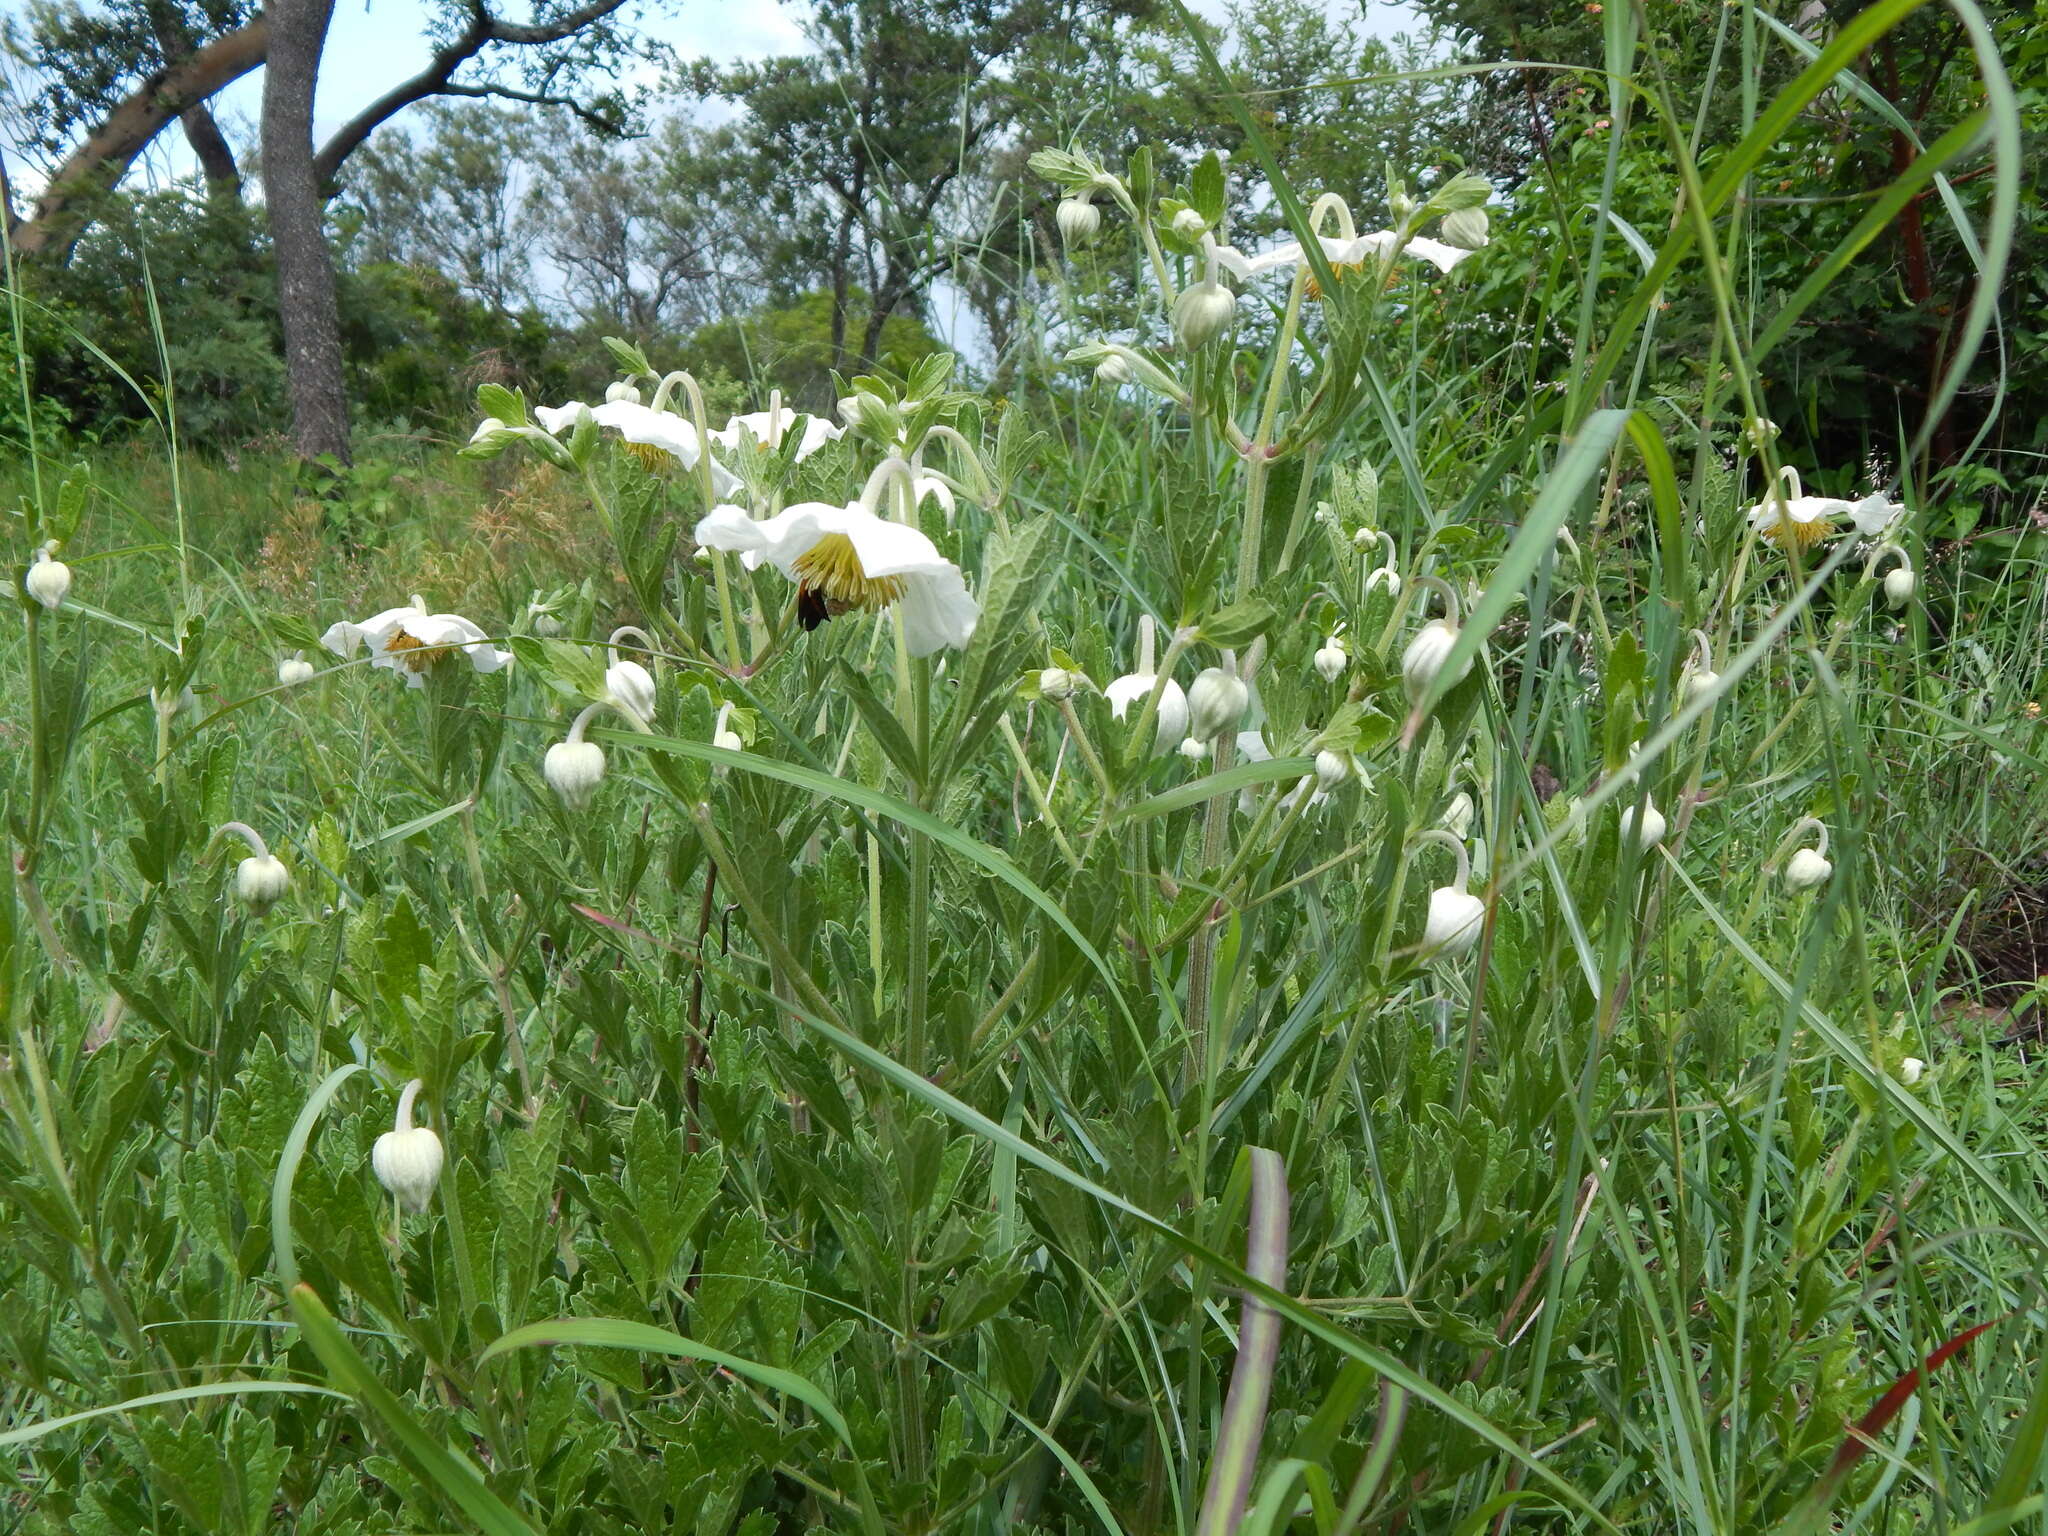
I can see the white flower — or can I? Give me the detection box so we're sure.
[236,854,289,908]
[1057,194,1102,245]
[1213,228,1477,284]
[1784,847,1833,891]
[1423,885,1485,960]
[1313,637,1348,683]
[606,661,656,723]
[1620,798,1668,852]
[277,652,317,687]
[320,599,512,688]
[544,740,606,809]
[1744,466,1858,552]
[709,407,845,463]
[693,501,977,657]
[1441,790,1475,839]
[1105,673,1189,750]
[372,1080,443,1214]
[1884,566,1916,609]
[23,550,71,611]
[1899,1056,1926,1087]
[1849,493,1907,540]
[1187,667,1249,740]
[1401,619,1470,704]
[533,399,739,496]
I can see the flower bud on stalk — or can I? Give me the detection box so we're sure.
[1413,828,1483,963]
[1314,749,1349,791]
[605,380,643,405]
[546,703,611,810]
[1178,736,1211,761]
[1095,353,1133,386]
[216,821,288,910]
[277,652,317,687]
[1313,637,1348,684]
[1039,667,1079,702]
[1777,817,1832,892]
[1171,208,1207,241]
[712,701,743,754]
[24,549,71,611]
[606,627,659,724]
[1682,628,1720,703]
[373,1079,444,1214]
[1899,1057,1926,1087]
[1187,666,1248,741]
[1619,797,1667,852]
[1440,204,1490,250]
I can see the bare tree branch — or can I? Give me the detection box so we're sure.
[309,0,630,185]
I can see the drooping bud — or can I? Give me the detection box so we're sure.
[1312,638,1348,684]
[712,702,744,754]
[1186,667,1248,741]
[372,1080,444,1215]
[236,854,290,909]
[606,660,657,723]
[1883,566,1916,609]
[1178,736,1211,761]
[1441,790,1475,840]
[1899,1057,1926,1087]
[1314,749,1349,791]
[1783,847,1833,891]
[1440,205,1490,251]
[277,652,317,687]
[24,551,71,612]
[544,740,606,809]
[1172,279,1238,351]
[1106,674,1188,751]
[1619,798,1667,852]
[1057,195,1102,246]
[605,380,643,405]
[1423,885,1485,960]
[1401,619,1470,705]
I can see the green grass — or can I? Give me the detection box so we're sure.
[5,6,2048,1533]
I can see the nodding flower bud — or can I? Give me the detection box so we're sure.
[1314,749,1349,791]
[1401,619,1469,705]
[236,854,289,909]
[545,740,605,809]
[1619,798,1668,853]
[606,660,656,722]
[1186,667,1249,741]
[24,551,71,611]
[372,1079,444,1215]
[1424,886,1485,960]
[1095,353,1133,386]
[1884,566,1916,609]
[1441,790,1475,840]
[1038,667,1080,702]
[711,702,743,753]
[1178,736,1211,761]
[527,596,565,637]
[1057,195,1102,246]
[277,652,317,687]
[1172,279,1238,350]
[1899,1056,1926,1087]
[1440,205,1490,250]
[1313,638,1348,684]
[1170,208,1208,241]
[605,380,643,405]
[1784,847,1833,891]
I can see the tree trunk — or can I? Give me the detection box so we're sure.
[151,15,243,203]
[263,0,352,465]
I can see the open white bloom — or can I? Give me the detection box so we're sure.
[1744,466,1862,552]
[534,399,739,496]
[1106,674,1188,749]
[693,501,978,657]
[1214,228,1476,285]
[320,599,512,687]
[277,652,317,687]
[709,407,844,462]
[1849,493,1907,539]
[24,549,72,611]
[373,1080,444,1215]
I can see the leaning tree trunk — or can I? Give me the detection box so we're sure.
[263,0,351,466]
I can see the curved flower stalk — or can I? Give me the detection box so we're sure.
[1682,629,1721,702]
[1867,544,1916,609]
[606,626,659,725]
[215,821,289,910]
[372,1079,444,1215]
[692,499,978,657]
[1774,817,1834,892]
[320,598,511,687]
[1400,576,1475,707]
[1413,828,1485,963]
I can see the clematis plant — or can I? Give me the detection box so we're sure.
[320,598,512,686]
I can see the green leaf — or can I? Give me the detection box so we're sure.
[1199,596,1276,648]
[1190,149,1226,225]
[0,1381,348,1449]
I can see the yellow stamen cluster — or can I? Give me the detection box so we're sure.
[1757,511,1831,551]
[625,441,671,471]
[384,629,447,671]
[1304,261,1365,301]
[792,533,905,612]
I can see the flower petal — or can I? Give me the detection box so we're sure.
[895,565,979,656]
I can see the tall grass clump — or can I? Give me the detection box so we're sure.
[4,3,2047,1533]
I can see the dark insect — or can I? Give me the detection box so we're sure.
[797,587,857,631]
[797,586,831,631]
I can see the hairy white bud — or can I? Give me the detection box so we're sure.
[1619,798,1668,852]
[1186,667,1249,740]
[1883,567,1916,609]
[236,854,289,909]
[1423,886,1484,960]
[1783,847,1832,891]
[1057,196,1101,245]
[1038,667,1079,702]
[24,553,71,611]
[1312,639,1347,684]
[1314,749,1349,791]
[1401,619,1469,704]
[1899,1056,1926,1087]
[1172,280,1238,350]
[1095,353,1133,386]
[1178,736,1211,761]
[1171,208,1208,241]
[606,660,656,723]
[373,1082,444,1215]
[277,652,316,687]
[544,740,606,809]
[605,380,643,405]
